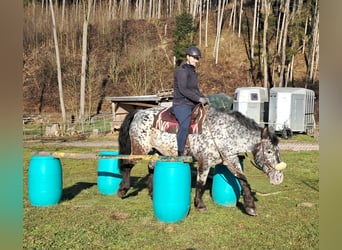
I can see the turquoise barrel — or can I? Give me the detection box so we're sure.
[153,161,191,223]
[28,155,63,206]
[212,164,242,207]
[97,151,121,195]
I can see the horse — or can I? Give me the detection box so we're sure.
[117,105,286,216]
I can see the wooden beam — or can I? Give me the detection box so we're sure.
[33,151,193,162]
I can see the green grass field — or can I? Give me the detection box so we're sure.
[23,143,318,249]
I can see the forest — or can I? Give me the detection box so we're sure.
[23,0,319,124]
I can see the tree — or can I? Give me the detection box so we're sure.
[213,0,227,64]
[278,0,290,87]
[261,0,270,88]
[173,12,195,65]
[79,0,93,121]
[251,0,259,61]
[307,0,319,85]
[238,0,244,37]
[49,0,66,126]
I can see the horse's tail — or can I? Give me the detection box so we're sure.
[118,109,139,155]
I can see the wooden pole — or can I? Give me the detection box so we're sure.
[33,151,193,162]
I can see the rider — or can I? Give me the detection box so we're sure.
[172,45,209,156]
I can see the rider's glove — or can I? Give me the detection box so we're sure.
[199,97,209,105]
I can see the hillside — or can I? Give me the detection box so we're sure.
[23,3,319,122]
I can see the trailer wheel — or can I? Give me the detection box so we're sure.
[286,128,293,139]
[281,128,288,139]
[281,128,293,139]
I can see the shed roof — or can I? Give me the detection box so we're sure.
[105,89,173,103]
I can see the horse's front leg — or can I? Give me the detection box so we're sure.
[194,159,210,212]
[238,178,257,216]
[117,160,134,198]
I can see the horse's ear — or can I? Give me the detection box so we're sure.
[261,127,269,139]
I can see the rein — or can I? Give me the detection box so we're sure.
[259,139,278,174]
[201,104,247,181]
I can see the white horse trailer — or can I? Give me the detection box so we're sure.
[233,87,269,126]
[268,87,315,137]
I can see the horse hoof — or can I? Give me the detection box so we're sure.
[195,205,207,212]
[245,207,257,216]
[198,207,207,213]
[117,189,127,198]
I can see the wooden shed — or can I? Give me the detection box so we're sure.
[105,89,173,130]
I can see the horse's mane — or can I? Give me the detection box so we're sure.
[214,107,261,130]
[212,107,279,146]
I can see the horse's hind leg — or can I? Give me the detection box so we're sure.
[117,160,134,198]
[238,178,257,216]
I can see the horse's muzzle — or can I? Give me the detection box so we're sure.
[269,170,284,185]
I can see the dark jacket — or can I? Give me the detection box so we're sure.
[172,63,205,106]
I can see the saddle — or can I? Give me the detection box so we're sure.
[152,104,205,134]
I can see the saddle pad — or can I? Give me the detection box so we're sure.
[152,105,205,134]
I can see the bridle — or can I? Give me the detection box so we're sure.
[252,139,279,175]
[201,104,278,179]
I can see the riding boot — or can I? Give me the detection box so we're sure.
[177,151,184,156]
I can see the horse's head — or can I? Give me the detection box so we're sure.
[252,127,286,185]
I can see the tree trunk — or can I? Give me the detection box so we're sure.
[229,0,237,33]
[262,0,270,88]
[238,0,243,37]
[79,0,93,121]
[61,0,65,30]
[302,15,308,54]
[199,0,202,46]
[251,0,258,61]
[308,1,319,84]
[214,0,227,64]
[274,0,281,55]
[277,0,285,55]
[205,0,209,47]
[49,0,66,126]
[312,34,319,84]
[278,0,290,87]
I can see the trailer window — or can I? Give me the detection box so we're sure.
[250,93,258,101]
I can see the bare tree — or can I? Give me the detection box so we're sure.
[79,0,93,121]
[205,0,209,47]
[213,0,227,64]
[198,0,202,46]
[238,0,243,37]
[61,0,66,29]
[278,0,290,87]
[251,0,259,61]
[229,0,237,32]
[261,0,270,88]
[49,0,66,126]
[307,0,319,85]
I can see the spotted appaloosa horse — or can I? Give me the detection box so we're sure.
[117,105,286,216]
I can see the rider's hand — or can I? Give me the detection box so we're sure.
[199,97,209,105]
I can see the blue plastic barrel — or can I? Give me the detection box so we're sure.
[212,164,242,207]
[97,151,121,195]
[28,155,63,206]
[153,161,191,223]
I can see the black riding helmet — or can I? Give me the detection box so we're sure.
[186,46,201,59]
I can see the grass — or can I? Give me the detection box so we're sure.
[284,133,319,143]
[23,144,318,249]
